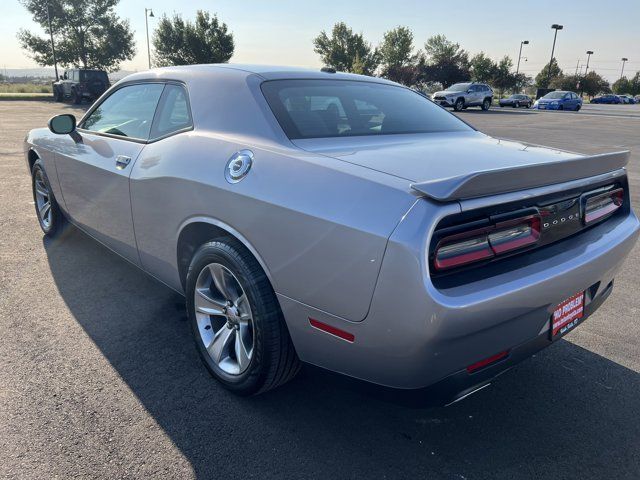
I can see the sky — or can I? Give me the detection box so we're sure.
[1,0,639,82]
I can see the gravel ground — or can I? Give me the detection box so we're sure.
[1,101,639,480]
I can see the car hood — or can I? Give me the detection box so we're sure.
[538,97,562,103]
[433,90,461,97]
[293,131,629,201]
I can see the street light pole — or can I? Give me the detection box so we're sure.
[581,51,593,97]
[548,24,563,86]
[145,8,154,69]
[516,40,529,75]
[45,2,59,81]
[584,50,593,74]
[620,58,628,80]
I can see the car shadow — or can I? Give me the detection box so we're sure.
[44,227,640,479]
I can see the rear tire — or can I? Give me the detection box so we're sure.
[453,98,464,112]
[481,98,491,111]
[186,239,300,395]
[31,159,65,237]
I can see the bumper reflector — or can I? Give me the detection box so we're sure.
[309,318,355,342]
[466,350,510,373]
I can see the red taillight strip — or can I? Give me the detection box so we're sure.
[466,350,510,373]
[309,318,355,343]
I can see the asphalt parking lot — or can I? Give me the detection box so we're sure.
[1,101,639,480]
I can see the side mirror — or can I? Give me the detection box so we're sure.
[48,114,76,135]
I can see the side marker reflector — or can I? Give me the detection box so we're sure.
[309,318,355,343]
[466,350,509,373]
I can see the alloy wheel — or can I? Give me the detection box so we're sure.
[34,169,52,229]
[194,263,254,375]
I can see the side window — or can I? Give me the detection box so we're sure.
[150,84,193,139]
[81,83,164,140]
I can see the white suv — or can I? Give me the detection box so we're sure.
[432,82,493,111]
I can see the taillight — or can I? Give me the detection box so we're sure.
[434,215,541,271]
[583,188,623,225]
[434,234,493,270]
[488,216,541,254]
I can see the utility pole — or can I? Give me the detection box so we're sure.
[46,2,59,81]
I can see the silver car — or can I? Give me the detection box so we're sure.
[25,65,639,403]
[432,82,493,111]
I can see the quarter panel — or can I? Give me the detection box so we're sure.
[129,132,416,321]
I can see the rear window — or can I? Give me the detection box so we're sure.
[80,71,108,82]
[261,79,471,140]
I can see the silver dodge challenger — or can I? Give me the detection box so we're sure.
[25,65,639,403]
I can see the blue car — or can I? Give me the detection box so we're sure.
[534,91,582,111]
[591,94,621,104]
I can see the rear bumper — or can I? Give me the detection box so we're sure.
[282,197,639,392]
[305,279,614,407]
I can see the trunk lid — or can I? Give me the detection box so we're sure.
[293,132,629,201]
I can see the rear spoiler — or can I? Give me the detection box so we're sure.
[411,150,630,202]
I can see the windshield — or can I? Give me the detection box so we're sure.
[445,83,471,92]
[261,79,472,140]
[542,91,567,99]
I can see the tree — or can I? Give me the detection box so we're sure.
[17,0,134,72]
[513,72,532,92]
[549,71,609,97]
[422,35,470,88]
[470,52,497,83]
[535,58,563,88]
[612,76,631,95]
[379,26,415,83]
[581,71,610,96]
[491,56,518,96]
[630,72,640,96]
[550,74,579,91]
[153,11,234,67]
[313,23,379,75]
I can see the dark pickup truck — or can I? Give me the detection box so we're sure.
[52,69,110,104]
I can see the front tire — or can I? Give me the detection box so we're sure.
[453,98,464,112]
[72,89,82,104]
[186,240,300,395]
[31,159,64,237]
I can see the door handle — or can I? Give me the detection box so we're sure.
[115,155,131,169]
